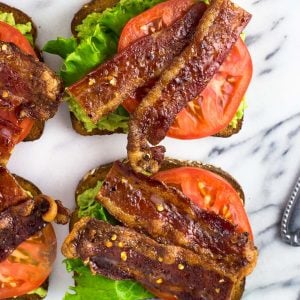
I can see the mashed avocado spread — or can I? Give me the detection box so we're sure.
[0,12,33,44]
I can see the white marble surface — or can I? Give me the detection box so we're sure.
[3,0,300,299]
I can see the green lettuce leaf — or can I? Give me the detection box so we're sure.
[65,182,153,299]
[43,0,164,85]
[43,37,77,59]
[77,181,117,224]
[64,259,153,300]
[28,287,48,298]
[0,11,33,44]
[229,98,247,129]
[44,0,163,133]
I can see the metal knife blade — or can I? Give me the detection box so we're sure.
[281,176,300,246]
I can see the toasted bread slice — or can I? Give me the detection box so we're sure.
[5,174,49,300]
[0,2,45,142]
[71,158,246,299]
[71,0,120,37]
[69,0,243,138]
[214,117,243,138]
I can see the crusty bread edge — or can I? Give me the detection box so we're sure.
[71,0,120,37]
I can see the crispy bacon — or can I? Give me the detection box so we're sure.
[67,3,206,123]
[127,0,252,174]
[0,42,63,120]
[0,197,49,262]
[0,167,69,261]
[97,162,257,280]
[63,217,238,300]
[0,166,29,212]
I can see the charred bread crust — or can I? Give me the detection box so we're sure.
[71,112,242,137]
[5,175,49,300]
[71,0,120,37]
[232,278,246,300]
[5,279,49,300]
[73,158,246,299]
[23,120,45,142]
[0,3,37,42]
[70,112,126,136]
[0,2,45,142]
[214,117,243,138]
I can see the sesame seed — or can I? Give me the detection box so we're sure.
[111,234,117,241]
[178,263,185,270]
[156,204,164,212]
[121,251,127,261]
[204,195,212,206]
[118,242,124,248]
[158,257,163,262]
[198,181,205,189]
[88,78,96,86]
[2,91,8,98]
[219,279,225,283]
[156,278,163,284]
[215,288,220,294]
[2,44,7,51]
[121,178,128,184]
[105,241,113,248]
[110,77,117,86]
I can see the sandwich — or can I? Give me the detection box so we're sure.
[0,3,63,164]
[62,158,257,299]
[44,0,252,175]
[0,166,69,300]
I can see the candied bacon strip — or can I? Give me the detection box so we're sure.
[127,0,252,174]
[0,42,63,120]
[0,197,49,261]
[67,3,206,123]
[63,217,237,300]
[97,162,257,280]
[0,167,69,261]
[0,166,29,212]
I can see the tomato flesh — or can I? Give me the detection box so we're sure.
[118,0,252,139]
[0,21,35,151]
[0,224,57,299]
[0,21,36,56]
[153,167,253,239]
[119,0,196,51]
[168,38,252,139]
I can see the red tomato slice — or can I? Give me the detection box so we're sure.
[0,21,35,148]
[168,38,252,139]
[118,0,196,51]
[118,1,252,139]
[153,167,253,239]
[0,21,36,56]
[0,224,57,299]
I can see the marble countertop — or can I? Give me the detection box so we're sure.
[4,0,300,299]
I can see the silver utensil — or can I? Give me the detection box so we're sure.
[281,176,300,246]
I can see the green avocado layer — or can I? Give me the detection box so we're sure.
[64,181,154,300]
[68,96,129,133]
[0,12,33,45]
